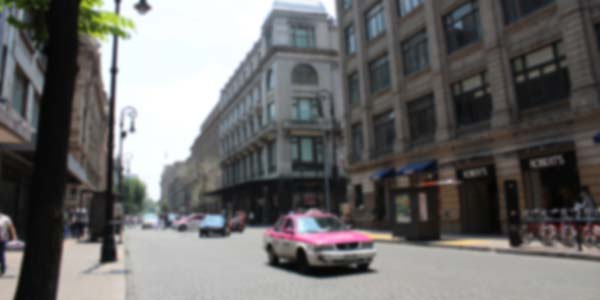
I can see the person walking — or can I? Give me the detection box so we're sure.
[0,211,17,276]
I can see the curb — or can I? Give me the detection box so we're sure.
[371,238,600,262]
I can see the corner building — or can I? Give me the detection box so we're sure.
[210,0,346,224]
[337,0,600,234]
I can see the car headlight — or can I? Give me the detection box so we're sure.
[361,242,374,249]
[312,244,335,252]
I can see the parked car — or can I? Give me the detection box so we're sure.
[174,213,205,232]
[263,210,376,273]
[229,215,246,233]
[141,214,160,229]
[199,215,229,237]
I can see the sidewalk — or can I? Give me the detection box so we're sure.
[0,240,126,300]
[360,230,600,262]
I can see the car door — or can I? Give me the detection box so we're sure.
[269,217,286,256]
[279,218,296,259]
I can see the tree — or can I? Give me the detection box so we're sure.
[122,176,147,215]
[0,1,133,299]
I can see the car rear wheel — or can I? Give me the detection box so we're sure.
[296,250,311,274]
[267,246,279,266]
[178,225,187,232]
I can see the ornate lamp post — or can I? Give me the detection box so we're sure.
[101,0,152,263]
[316,89,337,213]
[118,106,137,211]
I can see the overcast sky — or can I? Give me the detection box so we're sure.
[100,0,337,200]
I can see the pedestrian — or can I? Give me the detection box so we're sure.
[0,210,17,276]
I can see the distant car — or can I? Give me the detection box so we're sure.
[199,215,229,237]
[141,214,159,229]
[263,211,376,273]
[174,213,205,232]
[228,215,246,233]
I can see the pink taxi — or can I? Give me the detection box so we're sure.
[263,211,375,273]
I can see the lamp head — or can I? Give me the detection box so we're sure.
[134,0,152,15]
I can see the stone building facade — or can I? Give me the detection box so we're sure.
[337,0,600,234]
[208,0,347,224]
[0,9,108,236]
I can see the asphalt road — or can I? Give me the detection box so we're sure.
[125,228,600,300]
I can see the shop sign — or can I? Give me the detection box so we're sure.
[395,194,411,224]
[529,155,565,169]
[462,167,488,179]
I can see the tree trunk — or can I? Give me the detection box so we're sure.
[14,1,81,299]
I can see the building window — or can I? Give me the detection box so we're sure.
[291,64,318,85]
[265,26,273,47]
[266,69,274,91]
[369,55,390,94]
[290,136,324,171]
[452,72,492,127]
[291,25,315,49]
[12,68,28,117]
[502,0,554,24]
[402,30,429,75]
[342,0,353,11]
[398,0,423,16]
[348,72,360,105]
[365,2,386,40]
[351,123,363,162]
[292,98,320,122]
[407,95,436,143]
[372,110,395,157]
[267,141,277,173]
[266,102,276,124]
[512,41,570,110]
[444,1,481,53]
[354,185,364,208]
[344,24,357,55]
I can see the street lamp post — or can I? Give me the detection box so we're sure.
[316,90,337,213]
[101,0,151,264]
[118,106,137,213]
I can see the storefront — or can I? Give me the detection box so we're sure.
[521,149,581,210]
[457,164,500,234]
[388,160,440,240]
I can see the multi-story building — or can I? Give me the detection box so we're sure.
[208,0,346,224]
[188,107,222,213]
[160,161,188,213]
[64,36,109,210]
[337,0,600,234]
[0,9,44,235]
[0,9,108,236]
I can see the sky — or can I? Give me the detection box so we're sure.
[100,0,337,200]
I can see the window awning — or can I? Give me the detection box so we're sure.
[370,167,396,180]
[396,160,437,176]
[594,131,600,144]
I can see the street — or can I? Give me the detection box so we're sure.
[125,228,600,300]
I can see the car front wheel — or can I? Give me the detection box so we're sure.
[357,263,370,272]
[296,250,311,274]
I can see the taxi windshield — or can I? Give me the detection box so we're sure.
[296,216,346,233]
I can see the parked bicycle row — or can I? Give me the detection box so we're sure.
[520,208,600,249]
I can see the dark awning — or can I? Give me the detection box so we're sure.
[594,131,600,144]
[396,160,437,176]
[370,167,396,180]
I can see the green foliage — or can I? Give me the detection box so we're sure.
[0,0,134,43]
[121,176,147,214]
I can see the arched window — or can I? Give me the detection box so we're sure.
[266,69,274,91]
[292,64,318,85]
